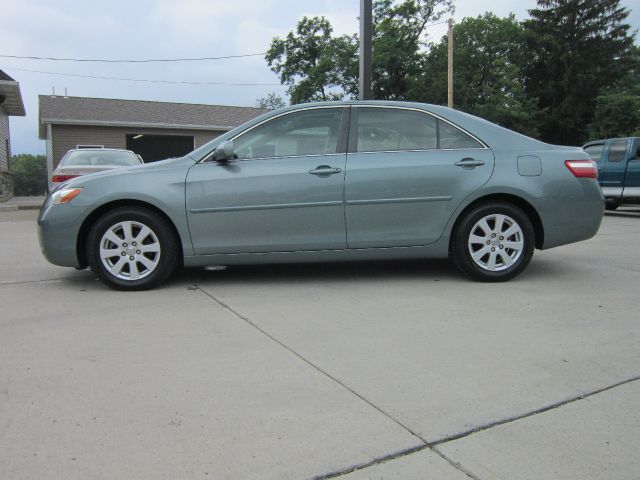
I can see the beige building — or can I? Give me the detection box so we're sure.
[0,70,26,201]
[38,95,267,182]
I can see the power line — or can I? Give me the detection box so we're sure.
[4,66,283,87]
[0,52,266,63]
[425,19,449,27]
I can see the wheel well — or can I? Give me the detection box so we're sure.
[77,200,184,268]
[450,194,545,250]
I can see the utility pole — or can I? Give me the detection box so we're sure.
[359,0,373,100]
[447,18,454,108]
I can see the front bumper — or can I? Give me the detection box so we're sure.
[38,198,88,268]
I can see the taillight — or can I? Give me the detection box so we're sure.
[564,160,598,179]
[51,174,79,183]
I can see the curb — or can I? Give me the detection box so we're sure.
[0,205,42,212]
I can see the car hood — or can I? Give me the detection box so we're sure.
[63,156,195,188]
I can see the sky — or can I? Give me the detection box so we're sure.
[3,0,638,154]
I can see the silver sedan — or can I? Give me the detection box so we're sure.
[38,101,604,290]
[50,148,143,189]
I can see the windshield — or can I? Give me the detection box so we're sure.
[61,150,141,167]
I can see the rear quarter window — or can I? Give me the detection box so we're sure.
[584,144,605,164]
[439,121,483,149]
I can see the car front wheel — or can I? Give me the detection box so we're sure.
[86,207,178,290]
[452,203,535,282]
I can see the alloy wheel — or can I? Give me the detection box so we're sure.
[467,214,524,272]
[99,221,161,281]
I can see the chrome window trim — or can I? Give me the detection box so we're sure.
[351,104,490,151]
[198,152,346,164]
[351,148,486,155]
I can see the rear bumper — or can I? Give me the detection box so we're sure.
[535,180,605,249]
[37,199,87,268]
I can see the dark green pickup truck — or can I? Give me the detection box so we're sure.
[583,137,640,210]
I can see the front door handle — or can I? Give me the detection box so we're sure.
[455,158,485,169]
[309,165,342,175]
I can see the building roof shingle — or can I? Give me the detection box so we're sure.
[39,95,268,138]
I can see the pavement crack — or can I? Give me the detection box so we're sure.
[431,447,484,480]
[309,444,430,480]
[430,374,640,447]
[193,285,638,480]
[194,285,426,442]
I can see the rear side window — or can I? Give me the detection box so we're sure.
[607,140,628,163]
[356,108,437,152]
[584,144,605,164]
[354,108,482,153]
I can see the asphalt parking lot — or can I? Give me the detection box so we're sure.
[1,208,639,480]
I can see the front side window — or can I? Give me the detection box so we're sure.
[233,108,344,160]
[355,108,482,153]
[607,140,628,163]
[584,144,605,163]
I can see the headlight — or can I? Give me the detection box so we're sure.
[51,188,83,205]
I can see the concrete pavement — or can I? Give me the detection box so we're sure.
[1,208,639,479]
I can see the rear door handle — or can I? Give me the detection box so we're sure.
[455,158,485,168]
[309,165,342,175]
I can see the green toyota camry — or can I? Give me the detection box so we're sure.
[38,101,604,290]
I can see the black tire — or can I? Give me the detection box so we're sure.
[605,200,619,211]
[451,202,535,282]
[86,207,179,290]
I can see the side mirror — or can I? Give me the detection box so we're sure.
[212,140,235,162]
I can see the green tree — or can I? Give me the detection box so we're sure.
[265,1,454,103]
[256,92,288,110]
[266,16,358,104]
[416,13,541,137]
[587,91,640,139]
[12,154,47,196]
[372,0,454,99]
[523,0,635,145]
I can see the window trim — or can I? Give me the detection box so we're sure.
[347,105,489,154]
[201,106,350,163]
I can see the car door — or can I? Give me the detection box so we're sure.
[622,138,640,199]
[344,106,494,248]
[599,139,629,199]
[185,107,349,255]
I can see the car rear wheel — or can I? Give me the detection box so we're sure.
[86,207,178,290]
[452,202,535,282]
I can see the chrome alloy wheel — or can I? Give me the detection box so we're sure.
[467,214,524,272]
[99,221,161,281]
